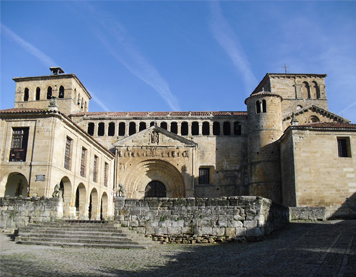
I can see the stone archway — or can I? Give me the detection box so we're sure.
[4,173,28,197]
[145,181,166,197]
[75,183,87,220]
[89,188,99,220]
[122,159,185,198]
[101,192,108,220]
[59,177,72,218]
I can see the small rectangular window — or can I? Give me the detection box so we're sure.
[104,162,108,187]
[93,155,98,183]
[64,136,72,170]
[9,128,29,162]
[337,137,351,157]
[199,168,210,184]
[80,147,87,177]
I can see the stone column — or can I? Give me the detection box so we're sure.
[188,122,192,136]
[177,122,181,135]
[198,123,202,136]
[209,122,213,136]
[220,123,224,136]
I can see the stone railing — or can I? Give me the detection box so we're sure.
[0,196,63,231]
[115,196,289,243]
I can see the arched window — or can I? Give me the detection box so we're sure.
[234,122,241,135]
[223,122,231,135]
[81,97,84,110]
[170,122,178,134]
[202,122,210,135]
[262,100,267,113]
[47,87,52,99]
[84,101,87,112]
[108,122,115,136]
[88,123,94,136]
[309,116,320,123]
[213,122,220,135]
[119,122,125,136]
[129,122,136,135]
[256,100,261,113]
[181,122,188,136]
[139,122,146,131]
[24,88,29,101]
[59,86,64,98]
[311,81,320,99]
[192,122,199,135]
[301,82,310,99]
[98,123,105,136]
[145,181,166,198]
[160,122,167,130]
[77,93,80,105]
[36,87,41,100]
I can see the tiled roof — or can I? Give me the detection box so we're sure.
[72,111,247,118]
[0,108,44,113]
[295,122,356,129]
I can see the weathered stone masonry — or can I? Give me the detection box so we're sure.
[115,196,289,243]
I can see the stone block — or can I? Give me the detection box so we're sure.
[212,227,225,236]
[167,226,181,235]
[226,227,236,237]
[244,220,258,228]
[246,227,264,237]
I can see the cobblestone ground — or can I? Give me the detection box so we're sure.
[1,220,355,276]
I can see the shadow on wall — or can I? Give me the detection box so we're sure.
[330,192,356,219]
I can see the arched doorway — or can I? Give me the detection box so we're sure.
[145,181,166,197]
[4,173,28,197]
[89,188,99,220]
[101,192,108,220]
[75,183,87,219]
[59,177,72,218]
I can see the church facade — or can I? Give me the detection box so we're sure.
[1,67,355,219]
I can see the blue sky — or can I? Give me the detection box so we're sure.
[1,1,356,122]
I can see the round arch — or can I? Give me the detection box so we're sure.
[59,177,72,218]
[122,159,185,198]
[101,192,109,220]
[75,183,87,220]
[4,172,28,197]
[89,188,99,220]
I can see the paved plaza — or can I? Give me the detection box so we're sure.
[1,220,355,276]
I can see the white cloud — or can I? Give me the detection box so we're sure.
[86,6,180,111]
[209,1,257,95]
[1,23,56,67]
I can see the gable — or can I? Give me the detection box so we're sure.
[113,126,197,148]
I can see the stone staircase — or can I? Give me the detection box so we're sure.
[15,221,156,249]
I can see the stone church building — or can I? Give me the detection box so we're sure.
[1,67,355,219]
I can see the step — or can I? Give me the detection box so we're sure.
[16,240,151,249]
[19,227,124,233]
[17,232,127,239]
[17,237,138,245]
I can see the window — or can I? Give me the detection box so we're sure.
[59,86,64,98]
[192,122,199,136]
[77,93,80,105]
[93,155,98,182]
[256,100,266,113]
[223,122,231,135]
[181,122,188,136]
[262,100,267,113]
[160,122,167,130]
[129,122,136,135]
[119,122,125,136]
[98,123,104,136]
[199,168,210,184]
[256,100,261,113]
[145,181,166,197]
[213,122,220,135]
[80,147,86,177]
[202,122,209,135]
[88,123,94,136]
[64,136,72,170]
[337,137,351,157]
[171,122,178,134]
[47,86,52,99]
[104,162,108,187]
[24,88,29,101]
[108,122,115,136]
[36,87,41,100]
[234,121,241,135]
[9,128,29,162]
[139,122,146,131]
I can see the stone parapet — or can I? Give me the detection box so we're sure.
[114,196,288,243]
[0,196,63,231]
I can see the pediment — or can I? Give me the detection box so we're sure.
[113,126,197,148]
[283,105,350,124]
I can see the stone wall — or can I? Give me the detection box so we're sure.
[0,196,63,231]
[115,196,289,243]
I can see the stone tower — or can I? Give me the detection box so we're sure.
[13,67,91,115]
[245,90,283,203]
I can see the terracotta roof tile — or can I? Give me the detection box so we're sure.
[296,122,356,129]
[148,112,170,116]
[170,112,190,116]
[0,108,44,113]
